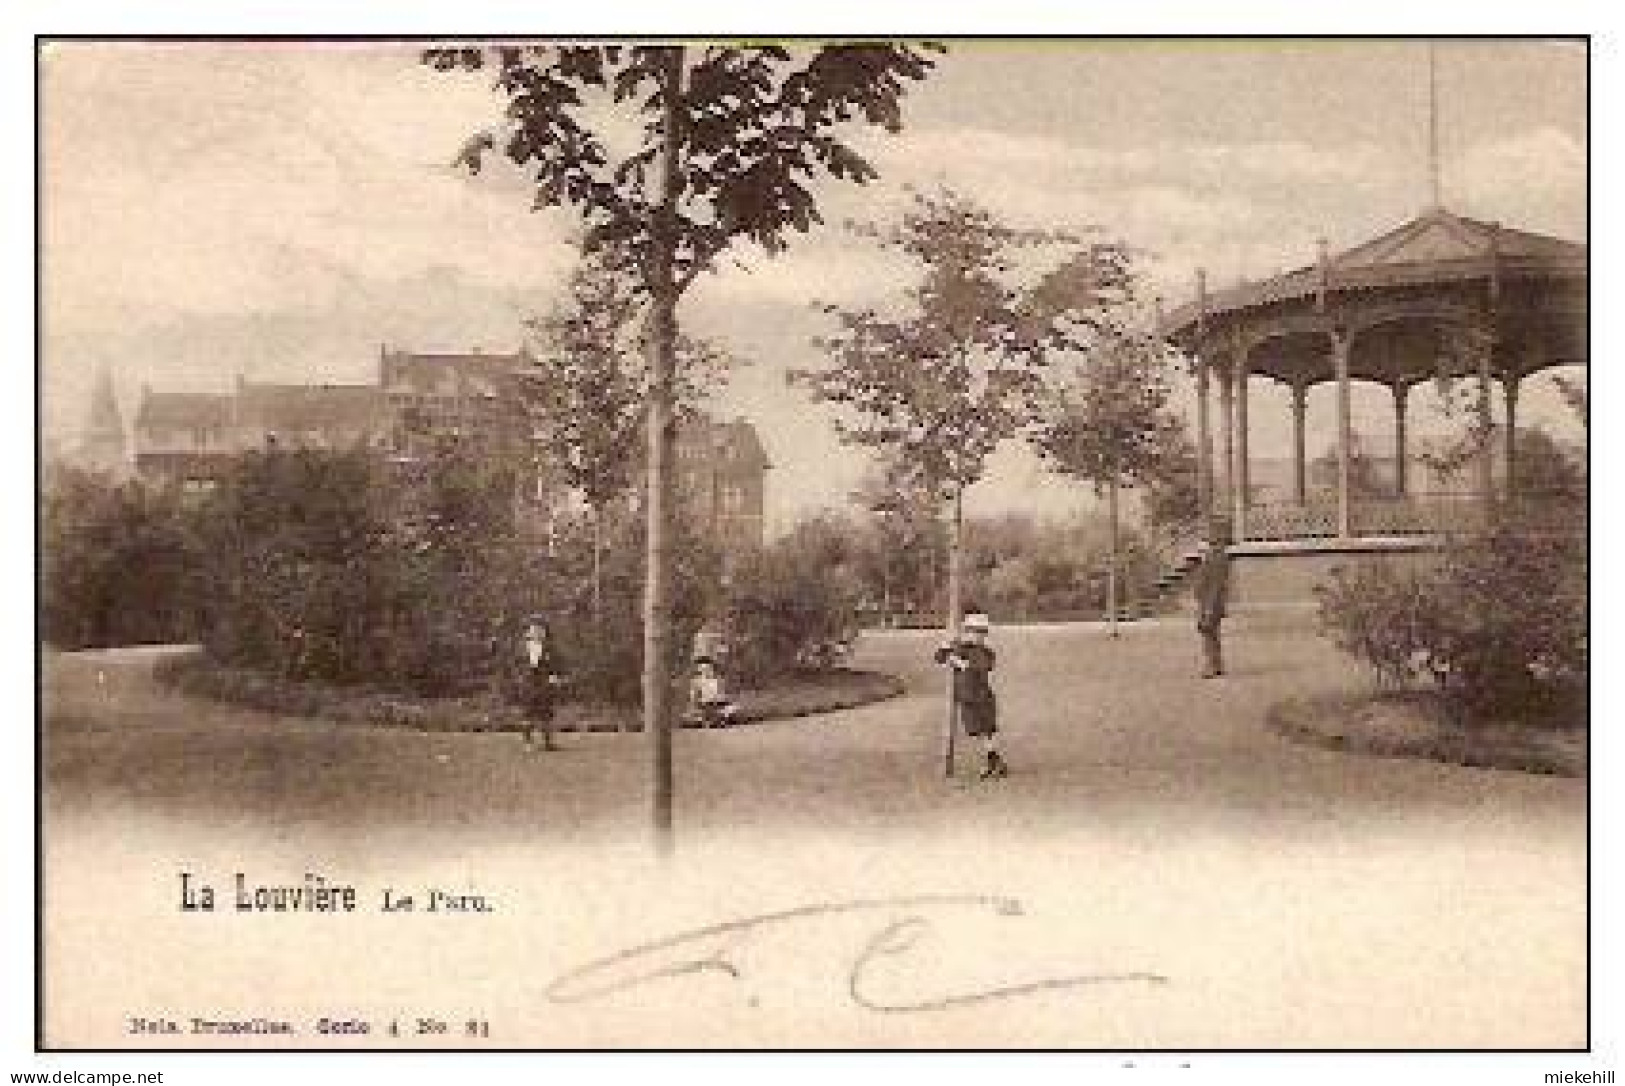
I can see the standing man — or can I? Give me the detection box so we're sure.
[1191,532,1232,679]
[934,611,1008,779]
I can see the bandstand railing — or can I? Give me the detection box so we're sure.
[1241,493,1489,542]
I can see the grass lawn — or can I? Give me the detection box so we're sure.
[1266,689,1586,777]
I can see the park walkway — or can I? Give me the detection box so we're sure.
[40,614,1588,1048]
[42,613,1584,841]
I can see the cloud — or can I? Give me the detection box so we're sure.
[1453,127,1586,238]
[43,45,576,334]
[695,124,1414,321]
[40,46,1586,523]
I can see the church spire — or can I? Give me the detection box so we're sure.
[80,363,126,473]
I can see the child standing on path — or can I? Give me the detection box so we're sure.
[934,611,1008,780]
[517,615,564,751]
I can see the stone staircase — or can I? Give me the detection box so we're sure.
[1108,544,1205,623]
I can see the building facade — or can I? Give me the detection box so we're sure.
[133,376,391,489]
[676,415,771,551]
[130,348,771,549]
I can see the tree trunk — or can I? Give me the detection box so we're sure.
[644,44,684,858]
[590,503,604,626]
[1107,476,1120,639]
[880,548,892,629]
[943,482,964,778]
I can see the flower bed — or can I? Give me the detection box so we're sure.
[154,651,902,734]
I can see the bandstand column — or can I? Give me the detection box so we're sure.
[1217,364,1235,532]
[1392,380,1410,498]
[1331,326,1354,538]
[1193,269,1216,539]
[1231,349,1251,540]
[1290,381,1309,504]
[1476,332,1496,506]
[1195,350,1214,536]
[1503,373,1521,497]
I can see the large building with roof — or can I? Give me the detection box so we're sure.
[133,377,391,488]
[675,414,772,551]
[378,347,532,460]
[131,347,770,549]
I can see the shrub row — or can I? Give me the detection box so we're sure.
[49,446,866,709]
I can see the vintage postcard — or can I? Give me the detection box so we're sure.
[33,36,1590,1056]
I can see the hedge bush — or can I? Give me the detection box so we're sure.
[1315,506,1585,728]
[41,466,202,649]
[53,444,875,712]
[721,537,861,686]
[188,444,734,705]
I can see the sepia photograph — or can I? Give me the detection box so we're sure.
[32,33,1590,1056]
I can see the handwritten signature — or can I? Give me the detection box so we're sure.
[546,893,1168,1013]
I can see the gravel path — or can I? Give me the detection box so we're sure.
[40,616,1587,1048]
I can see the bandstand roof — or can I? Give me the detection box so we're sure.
[1163,207,1588,386]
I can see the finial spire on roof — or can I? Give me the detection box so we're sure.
[80,363,127,472]
[86,363,122,438]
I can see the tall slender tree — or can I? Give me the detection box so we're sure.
[792,186,1134,774]
[426,42,941,852]
[850,452,950,622]
[1033,332,1186,637]
[521,242,732,623]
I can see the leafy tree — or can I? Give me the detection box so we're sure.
[849,453,947,622]
[386,439,532,697]
[984,554,1039,620]
[1033,331,1185,635]
[1316,507,1584,726]
[521,242,734,621]
[722,519,862,685]
[42,468,200,649]
[428,42,942,849]
[1312,432,1388,499]
[193,447,399,683]
[1413,327,1501,497]
[792,185,1134,771]
[1510,425,1584,502]
[1142,428,1202,542]
[1552,372,1587,429]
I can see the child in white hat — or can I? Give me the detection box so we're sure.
[934,611,1008,779]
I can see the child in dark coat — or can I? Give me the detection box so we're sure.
[934,612,1008,779]
[517,616,564,751]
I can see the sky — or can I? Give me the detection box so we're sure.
[39,39,1588,531]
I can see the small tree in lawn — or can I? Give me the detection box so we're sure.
[1509,426,1584,502]
[849,451,949,622]
[791,186,1134,774]
[427,42,941,852]
[521,242,733,624]
[1142,428,1202,545]
[1033,331,1185,637]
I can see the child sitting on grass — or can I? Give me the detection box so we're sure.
[689,656,741,728]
